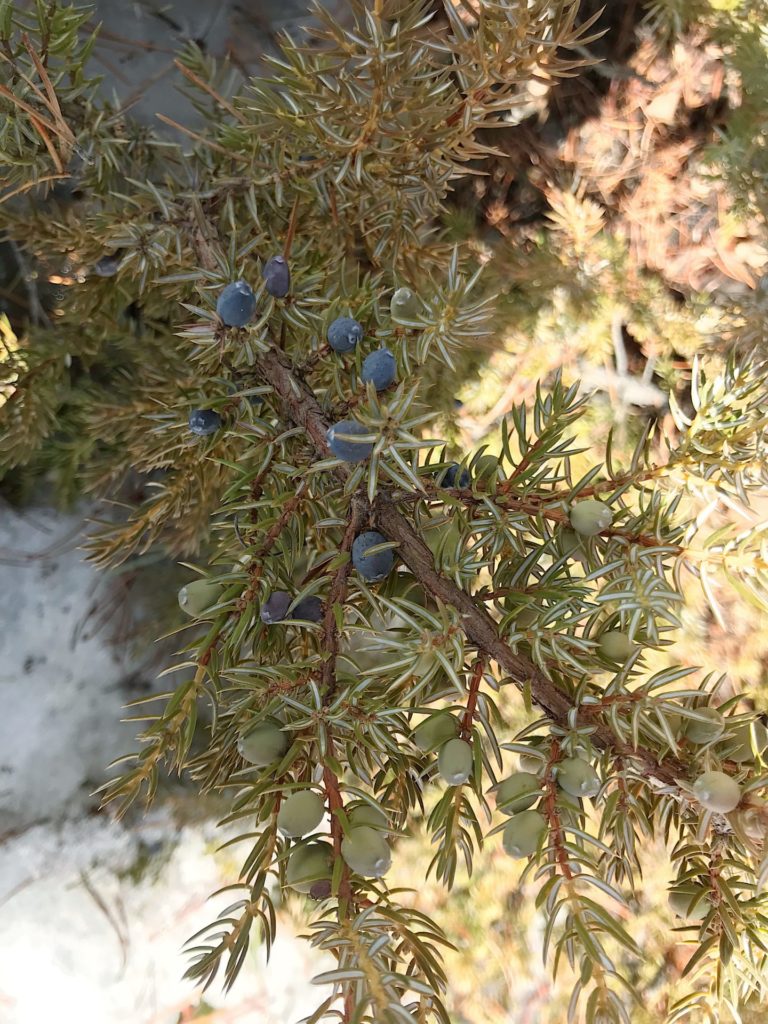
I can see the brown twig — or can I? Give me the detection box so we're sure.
[174,60,247,124]
[459,658,484,740]
[155,113,236,157]
[188,207,688,788]
[321,494,368,703]
[322,737,354,906]
[248,340,687,788]
[542,738,575,881]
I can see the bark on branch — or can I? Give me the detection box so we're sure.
[255,345,687,789]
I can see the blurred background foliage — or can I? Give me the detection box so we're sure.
[2,0,768,1021]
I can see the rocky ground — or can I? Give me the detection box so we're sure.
[0,504,331,1023]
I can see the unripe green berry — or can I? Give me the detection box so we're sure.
[569,499,613,537]
[692,770,741,813]
[286,841,334,893]
[390,286,421,321]
[515,606,538,629]
[720,721,768,762]
[341,826,391,877]
[598,630,635,662]
[559,528,583,554]
[494,772,541,815]
[555,757,601,798]
[412,712,457,752]
[684,707,725,745]
[518,748,546,774]
[473,454,499,483]
[733,802,767,841]
[502,810,547,858]
[178,578,223,618]
[237,716,290,767]
[668,883,711,920]
[437,738,473,785]
[348,802,388,831]
[277,790,326,837]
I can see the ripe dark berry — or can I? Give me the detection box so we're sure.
[93,253,122,277]
[188,409,222,436]
[555,757,601,798]
[437,462,470,489]
[286,841,334,893]
[216,280,256,327]
[352,530,394,582]
[238,716,289,766]
[262,254,291,297]
[277,790,326,837]
[692,770,741,812]
[327,316,363,353]
[178,578,224,618]
[412,712,457,752]
[569,499,613,537]
[390,287,421,322]
[494,772,541,815]
[502,810,546,858]
[341,826,391,877]
[361,348,396,391]
[260,591,293,624]
[326,419,375,462]
[437,738,473,785]
[292,595,324,622]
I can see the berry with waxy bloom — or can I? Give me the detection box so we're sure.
[598,630,635,662]
[277,791,325,837]
[262,254,291,297]
[260,591,293,624]
[555,757,601,798]
[719,721,768,762]
[286,841,334,893]
[216,280,256,327]
[326,419,375,462]
[684,707,725,745]
[569,499,613,537]
[668,883,711,920]
[502,810,547,858]
[341,826,392,877]
[692,770,741,813]
[327,316,363,353]
[348,802,388,830]
[361,348,396,390]
[437,462,470,489]
[412,712,457,753]
[494,772,541,815]
[390,286,421,321]
[238,716,290,767]
[352,530,394,581]
[292,595,324,622]
[178,578,223,618]
[188,409,222,436]
[437,738,473,785]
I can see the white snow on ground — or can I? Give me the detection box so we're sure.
[0,505,143,830]
[0,815,333,1024]
[0,506,329,1023]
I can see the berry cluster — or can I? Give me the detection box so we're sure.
[177,275,759,933]
[190,276,405,450]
